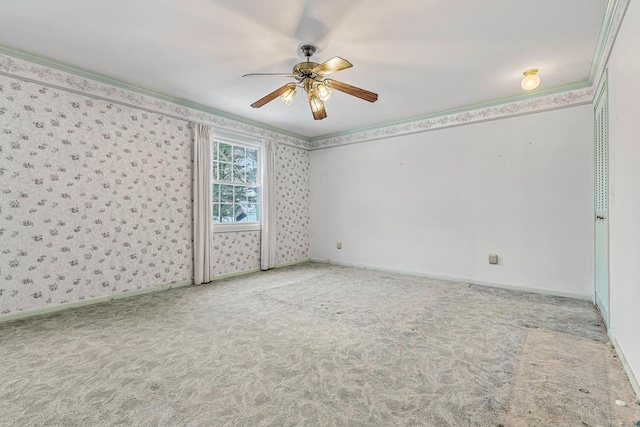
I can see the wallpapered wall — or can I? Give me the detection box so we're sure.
[211,231,260,275]
[276,144,310,264]
[0,76,193,315]
[0,74,311,315]
[210,144,310,276]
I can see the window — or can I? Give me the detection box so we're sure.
[212,138,260,231]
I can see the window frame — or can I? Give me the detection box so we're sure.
[211,134,262,233]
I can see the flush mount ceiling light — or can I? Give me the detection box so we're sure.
[521,69,540,91]
[243,45,378,120]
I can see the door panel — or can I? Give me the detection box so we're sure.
[594,72,609,325]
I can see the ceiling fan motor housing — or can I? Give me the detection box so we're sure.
[293,61,320,80]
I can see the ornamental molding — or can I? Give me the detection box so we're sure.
[0,53,312,150]
[1,0,629,156]
[591,0,629,89]
[309,86,594,149]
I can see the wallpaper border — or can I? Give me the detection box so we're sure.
[0,51,312,150]
[0,0,628,154]
[309,0,629,150]
[308,86,594,149]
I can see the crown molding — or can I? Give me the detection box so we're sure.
[589,0,630,90]
[0,47,312,150]
[0,0,630,152]
[308,0,629,150]
[308,86,594,149]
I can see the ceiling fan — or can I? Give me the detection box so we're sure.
[243,45,378,120]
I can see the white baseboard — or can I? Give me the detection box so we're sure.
[608,331,640,402]
[309,258,592,300]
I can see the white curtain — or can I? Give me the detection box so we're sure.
[261,140,277,270]
[192,123,213,284]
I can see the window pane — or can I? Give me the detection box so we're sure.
[235,204,247,222]
[246,148,258,167]
[212,161,219,180]
[212,204,221,223]
[232,165,246,183]
[247,187,258,203]
[220,184,234,203]
[246,204,259,222]
[218,162,232,182]
[219,142,232,162]
[212,183,220,203]
[212,139,261,226]
[220,204,234,222]
[234,185,247,203]
[233,146,246,165]
[246,164,258,184]
[246,148,258,183]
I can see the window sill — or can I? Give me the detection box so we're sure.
[212,223,261,233]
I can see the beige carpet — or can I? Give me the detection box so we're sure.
[0,263,638,426]
[503,328,639,426]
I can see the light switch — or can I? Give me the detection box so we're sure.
[489,254,498,265]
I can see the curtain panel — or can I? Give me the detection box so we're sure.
[261,140,277,270]
[192,123,213,284]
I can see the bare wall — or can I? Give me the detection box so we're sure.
[310,105,593,298]
[607,0,640,390]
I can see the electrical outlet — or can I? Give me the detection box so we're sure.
[489,254,498,264]
[336,242,342,249]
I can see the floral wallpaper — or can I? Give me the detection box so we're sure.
[276,144,310,264]
[0,53,311,150]
[211,231,261,276]
[0,75,193,315]
[210,143,310,275]
[0,56,312,317]
[308,87,595,149]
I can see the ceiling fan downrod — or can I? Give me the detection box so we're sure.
[300,44,316,61]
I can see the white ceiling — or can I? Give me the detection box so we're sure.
[0,0,607,139]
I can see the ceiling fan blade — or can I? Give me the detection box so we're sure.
[312,106,328,120]
[312,57,353,76]
[242,73,295,78]
[250,84,295,108]
[325,79,378,103]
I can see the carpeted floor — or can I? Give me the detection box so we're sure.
[1,263,638,426]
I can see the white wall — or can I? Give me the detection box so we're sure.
[607,0,640,391]
[310,105,593,298]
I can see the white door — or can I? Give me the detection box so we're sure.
[594,72,609,326]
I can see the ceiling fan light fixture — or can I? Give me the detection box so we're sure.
[280,85,297,105]
[308,92,325,113]
[521,69,540,91]
[316,82,332,102]
[244,45,378,120]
